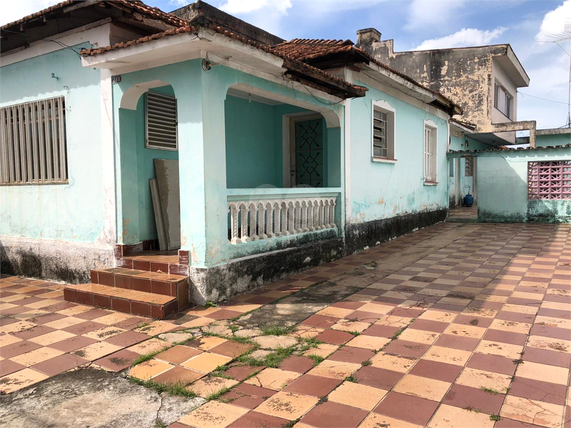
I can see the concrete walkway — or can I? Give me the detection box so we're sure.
[1,222,570,428]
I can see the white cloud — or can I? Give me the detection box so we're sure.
[535,0,571,42]
[415,27,506,50]
[405,0,469,31]
[219,0,292,15]
[0,0,59,26]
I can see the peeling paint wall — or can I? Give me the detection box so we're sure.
[0,42,117,280]
[475,148,571,223]
[346,76,450,249]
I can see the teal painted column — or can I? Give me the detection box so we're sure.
[117,108,140,245]
[175,63,229,267]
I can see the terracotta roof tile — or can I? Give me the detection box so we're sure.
[273,38,459,113]
[80,23,366,98]
[273,39,354,61]
[1,0,187,30]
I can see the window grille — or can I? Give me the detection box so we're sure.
[145,91,178,150]
[528,161,571,200]
[465,157,473,176]
[373,109,388,158]
[0,97,67,185]
[424,124,437,183]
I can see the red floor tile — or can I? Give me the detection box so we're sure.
[301,401,368,428]
[373,391,439,426]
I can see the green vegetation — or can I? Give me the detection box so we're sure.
[260,325,293,336]
[490,414,501,421]
[206,387,232,401]
[345,376,358,383]
[361,360,372,366]
[131,347,170,366]
[129,378,197,398]
[308,355,324,365]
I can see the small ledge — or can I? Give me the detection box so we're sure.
[424,181,439,186]
[372,157,397,164]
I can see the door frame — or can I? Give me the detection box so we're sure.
[282,112,323,188]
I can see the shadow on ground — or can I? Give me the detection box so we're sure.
[0,367,204,428]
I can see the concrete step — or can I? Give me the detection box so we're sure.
[63,283,178,319]
[90,268,189,311]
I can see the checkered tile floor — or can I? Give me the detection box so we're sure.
[1,222,570,428]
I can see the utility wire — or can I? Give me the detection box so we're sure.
[518,91,568,105]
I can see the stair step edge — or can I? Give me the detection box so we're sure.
[65,283,175,305]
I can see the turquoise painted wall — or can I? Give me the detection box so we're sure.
[536,133,571,148]
[475,148,571,223]
[224,96,320,189]
[225,96,277,188]
[347,81,449,224]
[0,44,108,243]
[114,59,343,266]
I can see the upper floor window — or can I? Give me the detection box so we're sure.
[372,100,396,161]
[494,82,513,119]
[0,97,68,185]
[423,120,437,183]
[146,91,178,150]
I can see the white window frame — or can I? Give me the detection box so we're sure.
[0,96,68,185]
[145,91,178,151]
[423,120,438,184]
[371,100,396,163]
[494,82,513,119]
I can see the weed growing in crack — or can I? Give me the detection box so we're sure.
[490,414,501,422]
[129,378,197,398]
[348,331,361,336]
[391,319,415,340]
[260,325,293,336]
[308,355,324,365]
[206,387,232,401]
[237,346,296,368]
[345,376,358,383]
[362,360,372,366]
[481,387,500,395]
[284,418,301,428]
[131,346,170,366]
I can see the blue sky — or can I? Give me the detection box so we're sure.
[4,0,571,129]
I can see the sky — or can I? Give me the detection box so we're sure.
[2,0,571,129]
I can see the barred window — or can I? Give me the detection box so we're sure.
[0,97,68,185]
[528,161,571,200]
[465,156,473,177]
[372,101,395,161]
[145,91,178,150]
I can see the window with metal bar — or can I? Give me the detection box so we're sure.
[424,123,437,183]
[145,91,178,150]
[0,97,67,185]
[372,103,395,160]
[528,161,571,200]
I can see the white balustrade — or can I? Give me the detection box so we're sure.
[228,195,337,244]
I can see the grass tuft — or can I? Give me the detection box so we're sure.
[132,346,169,366]
[260,325,293,336]
[345,376,358,383]
[129,377,197,398]
[308,355,324,365]
[490,414,501,422]
[361,360,372,366]
[206,387,231,401]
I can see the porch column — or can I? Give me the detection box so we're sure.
[175,63,229,267]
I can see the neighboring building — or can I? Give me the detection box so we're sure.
[356,28,535,146]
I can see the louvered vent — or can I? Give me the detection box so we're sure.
[145,91,178,150]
